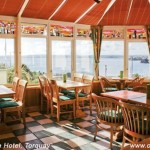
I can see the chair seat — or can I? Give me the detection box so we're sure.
[99,110,123,122]
[61,89,71,95]
[67,92,87,97]
[0,98,14,102]
[59,95,75,101]
[0,101,19,108]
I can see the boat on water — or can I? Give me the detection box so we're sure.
[141,58,149,63]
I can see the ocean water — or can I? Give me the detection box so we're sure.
[0,55,149,77]
[99,57,150,77]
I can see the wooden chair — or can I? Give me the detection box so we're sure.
[119,101,150,149]
[132,86,147,93]
[73,73,83,82]
[45,78,53,116]
[68,74,94,115]
[0,80,28,128]
[126,77,144,90]
[50,79,76,122]
[100,77,119,92]
[61,73,83,95]
[0,77,20,102]
[38,75,50,114]
[92,93,124,149]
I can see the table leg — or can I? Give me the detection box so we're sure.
[75,88,87,118]
[0,123,12,135]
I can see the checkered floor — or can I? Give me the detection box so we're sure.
[0,106,122,150]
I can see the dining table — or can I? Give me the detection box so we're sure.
[57,80,91,117]
[101,90,150,106]
[0,85,15,135]
[111,77,133,90]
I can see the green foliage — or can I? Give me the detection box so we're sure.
[133,73,140,78]
[7,67,15,83]
[5,64,41,84]
[21,64,41,84]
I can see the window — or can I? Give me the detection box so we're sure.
[21,23,47,35]
[76,29,91,38]
[128,42,149,77]
[0,38,14,84]
[99,41,124,77]
[50,25,73,37]
[127,28,146,39]
[0,20,16,34]
[76,40,94,75]
[21,37,46,84]
[52,40,71,79]
[103,29,124,39]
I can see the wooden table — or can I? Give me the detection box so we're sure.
[57,80,91,117]
[123,137,150,150]
[101,90,150,106]
[0,85,15,135]
[111,77,133,90]
[0,85,15,98]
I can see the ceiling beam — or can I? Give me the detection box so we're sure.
[18,0,29,17]
[49,0,67,20]
[125,0,134,24]
[97,0,116,25]
[74,3,97,23]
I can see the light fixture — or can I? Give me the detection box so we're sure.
[94,0,101,3]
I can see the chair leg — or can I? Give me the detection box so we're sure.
[94,122,98,141]
[57,104,60,122]
[90,98,92,115]
[4,110,7,123]
[121,132,126,149]
[41,96,43,112]
[73,102,75,119]
[51,104,54,117]
[50,101,53,117]
[110,127,113,149]
[22,110,26,128]
[47,100,50,114]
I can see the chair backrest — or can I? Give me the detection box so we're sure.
[132,86,147,93]
[73,73,83,82]
[100,77,112,88]
[92,93,124,124]
[12,77,20,99]
[38,75,47,97]
[50,80,59,100]
[82,75,94,94]
[45,78,53,101]
[131,77,142,87]
[119,101,150,136]
[16,79,28,105]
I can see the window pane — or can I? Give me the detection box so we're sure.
[0,39,14,84]
[128,42,149,77]
[0,20,16,34]
[76,40,94,75]
[99,41,124,77]
[21,38,46,84]
[50,25,73,37]
[52,40,71,79]
[21,23,47,35]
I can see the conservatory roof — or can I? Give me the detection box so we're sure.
[0,0,150,25]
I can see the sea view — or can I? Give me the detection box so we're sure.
[0,55,149,78]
